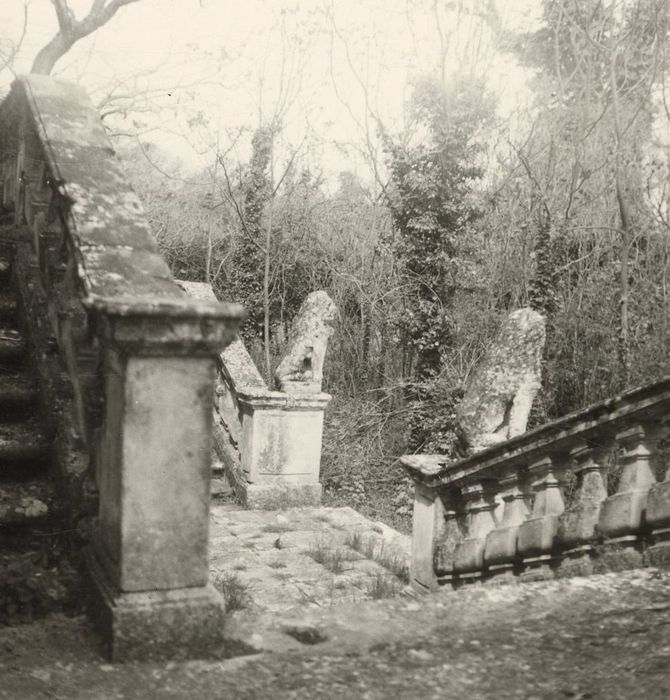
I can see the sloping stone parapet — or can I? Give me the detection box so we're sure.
[178,281,335,509]
[0,75,244,660]
[401,378,670,591]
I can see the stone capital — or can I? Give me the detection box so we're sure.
[237,388,332,412]
[92,301,243,357]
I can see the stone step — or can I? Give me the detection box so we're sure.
[0,419,48,466]
[0,370,38,409]
[0,479,55,527]
[0,328,26,364]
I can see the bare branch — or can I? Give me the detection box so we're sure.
[0,1,29,78]
[32,0,142,74]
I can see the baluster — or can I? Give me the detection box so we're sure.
[644,417,670,566]
[556,437,611,576]
[598,422,657,567]
[433,488,465,587]
[56,256,96,446]
[484,468,530,582]
[14,109,26,225]
[1,158,16,209]
[38,206,65,290]
[518,453,568,580]
[453,480,498,584]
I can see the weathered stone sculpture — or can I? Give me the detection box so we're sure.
[177,281,335,508]
[456,307,545,453]
[275,290,337,395]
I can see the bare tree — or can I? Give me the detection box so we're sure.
[0,1,28,80]
[31,0,141,75]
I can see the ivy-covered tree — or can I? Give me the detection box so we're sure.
[231,125,274,343]
[383,76,490,451]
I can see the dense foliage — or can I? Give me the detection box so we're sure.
[119,0,670,528]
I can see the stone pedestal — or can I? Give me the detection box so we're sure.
[231,390,330,509]
[88,552,224,662]
[88,310,239,660]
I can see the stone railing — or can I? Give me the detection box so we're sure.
[401,378,670,591]
[0,75,244,660]
[178,281,335,509]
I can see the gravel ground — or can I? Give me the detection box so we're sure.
[0,568,668,699]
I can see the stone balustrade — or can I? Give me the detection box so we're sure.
[177,281,335,509]
[401,378,670,591]
[0,75,244,660]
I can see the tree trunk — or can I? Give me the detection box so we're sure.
[205,222,213,284]
[616,175,631,387]
[31,34,72,74]
[263,201,273,382]
[609,33,632,388]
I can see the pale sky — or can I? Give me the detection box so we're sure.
[0,0,541,182]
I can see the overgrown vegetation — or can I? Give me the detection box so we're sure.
[111,0,670,531]
[214,573,251,612]
[345,530,411,583]
[365,572,402,600]
[306,539,356,574]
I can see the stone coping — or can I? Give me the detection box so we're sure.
[401,376,670,489]
[236,389,332,409]
[4,75,243,324]
[219,337,267,392]
[83,295,243,320]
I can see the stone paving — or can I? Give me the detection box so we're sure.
[1,569,669,698]
[209,501,411,614]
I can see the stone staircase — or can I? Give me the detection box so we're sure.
[0,243,76,626]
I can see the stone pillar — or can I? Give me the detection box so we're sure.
[556,439,609,576]
[517,454,567,580]
[453,481,498,584]
[410,482,446,592]
[484,469,530,582]
[598,423,657,568]
[235,390,331,508]
[88,309,238,661]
